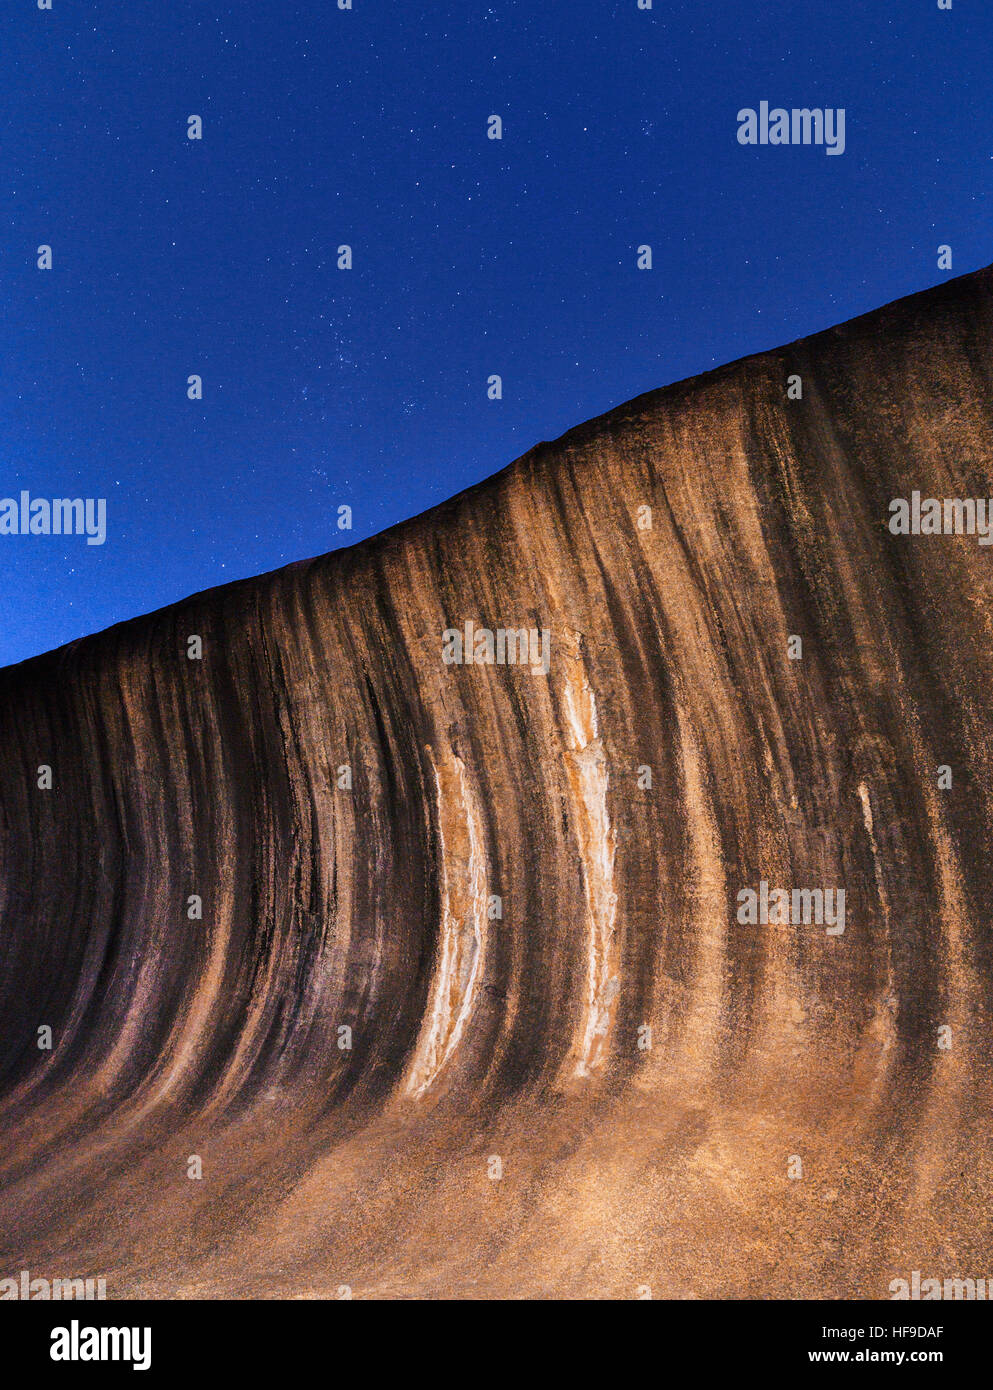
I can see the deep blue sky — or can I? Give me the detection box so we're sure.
[2,1,991,667]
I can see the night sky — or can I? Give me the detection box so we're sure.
[3,1,991,667]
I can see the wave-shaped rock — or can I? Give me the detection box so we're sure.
[2,267,993,1298]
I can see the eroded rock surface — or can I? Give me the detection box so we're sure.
[2,267,993,1298]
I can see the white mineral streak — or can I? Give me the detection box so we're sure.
[562,660,619,1078]
[406,752,487,1098]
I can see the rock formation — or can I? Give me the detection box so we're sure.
[2,266,993,1298]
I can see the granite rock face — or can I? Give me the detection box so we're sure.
[2,268,993,1298]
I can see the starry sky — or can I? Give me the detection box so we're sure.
[2,1,991,667]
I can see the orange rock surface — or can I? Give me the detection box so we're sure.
[2,267,992,1298]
